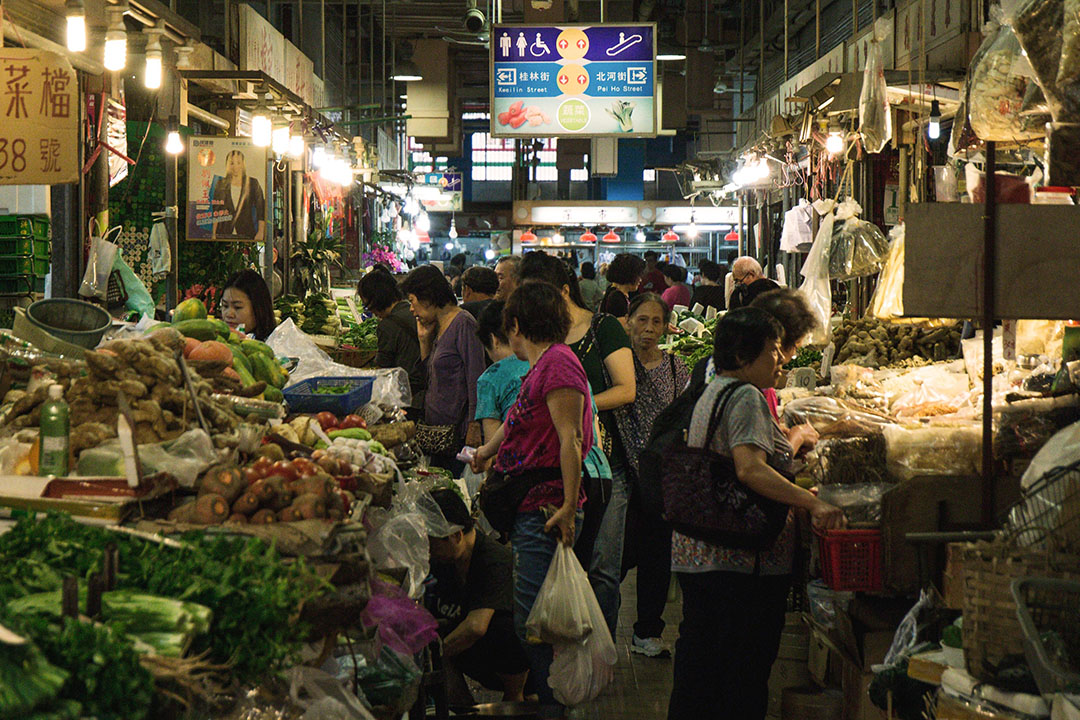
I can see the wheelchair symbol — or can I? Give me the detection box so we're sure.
[530,33,551,57]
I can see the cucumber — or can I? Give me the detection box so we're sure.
[251,353,286,389]
[229,346,253,376]
[173,319,219,342]
[240,339,274,359]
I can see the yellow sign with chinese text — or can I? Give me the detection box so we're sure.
[0,49,79,185]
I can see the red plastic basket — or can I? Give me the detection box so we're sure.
[819,529,883,592]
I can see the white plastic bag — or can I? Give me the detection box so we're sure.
[79,233,119,300]
[525,543,594,645]
[798,198,836,346]
[859,37,893,153]
[288,666,376,719]
[547,551,617,706]
[367,511,429,599]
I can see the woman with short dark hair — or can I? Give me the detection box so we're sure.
[474,301,529,443]
[471,281,594,707]
[578,261,604,311]
[601,253,646,320]
[358,268,426,412]
[400,264,485,471]
[660,263,691,311]
[690,259,727,312]
[668,308,845,720]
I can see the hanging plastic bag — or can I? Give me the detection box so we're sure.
[547,554,617,706]
[79,233,119,301]
[287,666,376,720]
[829,199,890,281]
[868,225,906,321]
[360,578,439,656]
[798,199,836,346]
[524,543,594,645]
[113,253,155,317]
[1059,0,1080,85]
[367,512,430,599]
[1011,0,1080,123]
[968,9,1040,140]
[858,37,892,153]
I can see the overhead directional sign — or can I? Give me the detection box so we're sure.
[490,23,656,138]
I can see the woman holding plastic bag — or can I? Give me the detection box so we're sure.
[471,280,595,707]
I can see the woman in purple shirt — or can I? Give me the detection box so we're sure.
[400,265,486,473]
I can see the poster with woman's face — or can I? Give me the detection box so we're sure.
[186,137,268,242]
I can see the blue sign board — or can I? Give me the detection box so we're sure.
[490,23,656,138]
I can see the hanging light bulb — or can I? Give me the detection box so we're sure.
[484,248,497,261]
[687,214,699,239]
[272,126,290,156]
[448,215,458,239]
[444,241,455,251]
[143,24,163,89]
[66,0,86,52]
[380,208,391,224]
[580,229,597,243]
[520,229,537,244]
[755,156,771,180]
[415,211,431,233]
[397,225,414,244]
[403,193,420,216]
[551,230,564,244]
[662,229,679,243]
[288,133,305,158]
[165,130,183,154]
[103,4,128,72]
[311,146,327,168]
[635,228,646,242]
[602,229,620,243]
[251,100,272,147]
[928,100,942,140]
[825,131,845,156]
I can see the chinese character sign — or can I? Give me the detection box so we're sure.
[491,23,656,137]
[0,49,78,185]
[186,137,268,242]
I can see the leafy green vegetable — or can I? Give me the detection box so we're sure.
[785,346,823,369]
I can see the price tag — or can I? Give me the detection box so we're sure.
[1002,320,1017,361]
[344,295,364,325]
[820,342,836,379]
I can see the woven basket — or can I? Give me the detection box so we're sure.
[959,540,1080,681]
[332,345,376,369]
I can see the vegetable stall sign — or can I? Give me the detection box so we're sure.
[490,23,656,138]
[0,49,79,185]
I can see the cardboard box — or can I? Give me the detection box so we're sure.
[943,542,968,610]
[841,658,888,720]
[806,617,845,689]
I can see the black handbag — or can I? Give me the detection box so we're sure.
[660,382,790,550]
[479,467,563,535]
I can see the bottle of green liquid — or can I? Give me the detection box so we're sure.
[38,384,69,477]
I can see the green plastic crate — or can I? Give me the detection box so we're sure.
[0,236,50,258]
[0,274,44,295]
[0,255,49,276]
[0,215,49,240]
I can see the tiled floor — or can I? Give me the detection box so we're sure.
[464,570,683,719]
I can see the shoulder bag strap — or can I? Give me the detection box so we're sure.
[668,354,678,403]
[700,381,748,453]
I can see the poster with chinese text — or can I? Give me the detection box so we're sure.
[186,137,268,241]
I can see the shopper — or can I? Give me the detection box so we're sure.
[578,261,605,311]
[425,488,530,703]
[519,251,634,637]
[690,259,727,312]
[667,308,845,720]
[601,252,646,323]
[616,293,689,659]
[728,256,780,310]
[494,255,521,300]
[220,270,275,340]
[461,266,499,321]
[400,264,486,473]
[638,250,667,293]
[474,301,529,443]
[470,281,593,707]
[660,264,692,311]
[357,267,426,413]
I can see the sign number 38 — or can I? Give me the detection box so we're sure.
[0,138,28,172]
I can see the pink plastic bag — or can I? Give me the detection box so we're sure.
[360,578,439,656]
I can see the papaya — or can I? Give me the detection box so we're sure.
[229,345,253,375]
[189,340,234,364]
[143,322,172,334]
[206,317,230,339]
[226,330,246,345]
[173,297,208,322]
[234,359,258,388]
[251,353,286,388]
[240,339,274,360]
[263,386,284,403]
[173,319,219,342]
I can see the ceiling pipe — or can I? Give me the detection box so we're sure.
[187,103,230,130]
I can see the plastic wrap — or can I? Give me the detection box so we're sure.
[266,319,411,409]
[287,666,375,719]
[366,511,429,600]
[525,544,594,645]
[965,164,1033,203]
[807,580,852,629]
[74,429,218,487]
[782,396,895,430]
[359,578,438,656]
[881,589,940,668]
[805,435,889,486]
[352,645,421,714]
[817,482,892,524]
[968,9,1042,141]
[883,422,982,480]
[859,38,893,153]
[1021,420,1080,490]
[829,199,890,281]
[799,198,837,346]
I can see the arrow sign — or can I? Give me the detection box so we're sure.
[496,68,517,85]
[577,38,587,48]
[559,74,568,84]
[577,74,587,85]
[628,67,648,83]
[558,38,568,49]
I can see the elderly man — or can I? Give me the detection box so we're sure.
[460,266,499,320]
[727,256,780,309]
[493,255,521,300]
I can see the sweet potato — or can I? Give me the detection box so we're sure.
[232,491,260,515]
[169,493,229,525]
[226,513,248,524]
[248,479,277,505]
[292,493,327,519]
[250,509,277,524]
[199,467,245,504]
[278,506,301,522]
[262,476,293,511]
[289,476,330,500]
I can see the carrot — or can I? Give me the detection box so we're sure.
[226,513,249,524]
[232,492,260,515]
[199,467,244,504]
[248,479,277,505]
[292,493,327,519]
[250,509,277,524]
[169,494,229,524]
[278,507,301,522]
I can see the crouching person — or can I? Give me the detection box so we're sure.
[426,488,530,703]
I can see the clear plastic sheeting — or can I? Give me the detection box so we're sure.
[883,422,982,480]
[799,198,837,346]
[858,37,893,153]
[266,319,411,409]
[287,666,376,719]
[782,395,895,431]
[817,482,893,525]
[1011,0,1080,123]
[868,225,908,322]
[1021,420,1080,490]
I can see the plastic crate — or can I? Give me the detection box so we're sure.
[0,236,50,258]
[1011,578,1080,694]
[819,529,883,592]
[282,376,375,415]
[0,274,44,296]
[0,215,49,240]
[0,255,49,276]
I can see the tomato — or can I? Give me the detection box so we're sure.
[314,412,338,431]
[242,466,263,485]
[339,414,367,430]
[270,460,299,481]
[291,458,319,478]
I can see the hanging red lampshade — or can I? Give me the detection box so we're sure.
[662,229,679,242]
[520,229,537,244]
[724,230,739,243]
[580,229,597,243]
[417,231,431,243]
[601,229,620,243]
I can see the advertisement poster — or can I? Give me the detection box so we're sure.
[186,137,268,241]
[490,23,656,138]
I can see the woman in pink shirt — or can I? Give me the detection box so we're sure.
[472,280,594,707]
[661,264,692,310]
